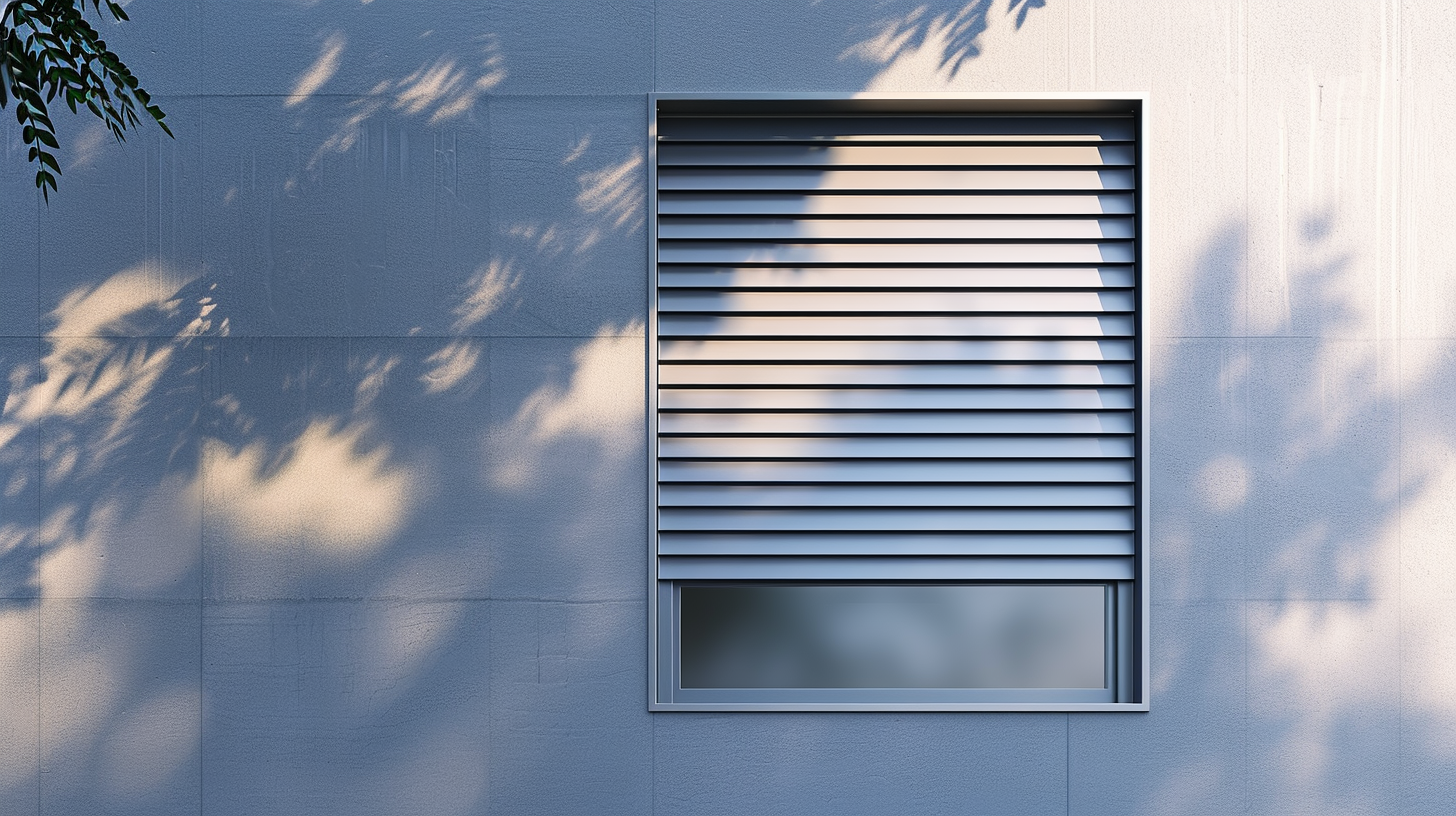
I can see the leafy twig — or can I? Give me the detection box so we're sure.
[0,0,170,201]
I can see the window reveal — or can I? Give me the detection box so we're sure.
[650,95,1147,711]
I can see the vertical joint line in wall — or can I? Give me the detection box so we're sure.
[1237,0,1249,337]
[1278,113,1289,328]
[1238,7,1252,800]
[1243,602,1249,812]
[32,159,41,807]
[199,346,206,816]
[1065,714,1070,816]
[36,589,41,816]
[484,575,493,813]
[1392,0,1404,785]
[1376,0,1389,343]
[147,145,155,266]
[651,687,657,816]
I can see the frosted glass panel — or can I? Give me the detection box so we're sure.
[680,584,1106,689]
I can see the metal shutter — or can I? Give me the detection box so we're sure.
[652,100,1142,597]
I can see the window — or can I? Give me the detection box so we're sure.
[649,95,1147,711]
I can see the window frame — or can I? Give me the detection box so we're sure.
[647,93,1150,712]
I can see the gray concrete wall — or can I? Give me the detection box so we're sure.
[1,0,1453,813]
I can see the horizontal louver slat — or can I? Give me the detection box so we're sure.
[657,555,1136,581]
[657,193,1135,216]
[657,115,1137,142]
[659,315,1135,338]
[657,411,1134,435]
[658,532,1135,556]
[658,436,1133,459]
[658,363,1134,387]
[658,387,1134,411]
[659,507,1135,532]
[659,241,1135,265]
[659,484,1134,507]
[657,144,1136,166]
[658,459,1135,483]
[657,267,1134,288]
[658,217,1135,240]
[658,168,1136,191]
[658,291,1134,313]
[659,340,1134,362]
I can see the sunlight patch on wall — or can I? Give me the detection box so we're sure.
[487,322,644,489]
[576,148,645,238]
[420,341,481,394]
[453,259,520,332]
[38,610,121,766]
[310,34,504,165]
[1197,455,1250,513]
[98,683,200,799]
[66,122,111,173]
[0,606,35,796]
[504,144,645,257]
[1392,439,1456,725]
[514,323,644,444]
[287,33,346,108]
[35,505,108,595]
[415,258,522,395]
[361,602,461,713]
[843,0,1039,92]
[49,265,181,339]
[1246,435,1456,783]
[563,134,591,165]
[1149,760,1229,816]
[1250,595,1399,809]
[0,268,210,480]
[353,353,401,413]
[394,46,506,124]
[203,420,417,557]
[35,475,200,599]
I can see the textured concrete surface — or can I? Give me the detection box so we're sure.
[3,0,1456,813]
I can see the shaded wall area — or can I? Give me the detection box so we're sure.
[3,1,1456,813]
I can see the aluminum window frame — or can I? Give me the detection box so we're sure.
[647,93,1150,712]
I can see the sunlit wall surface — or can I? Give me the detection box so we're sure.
[1,1,1454,814]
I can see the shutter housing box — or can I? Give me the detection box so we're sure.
[650,95,1148,711]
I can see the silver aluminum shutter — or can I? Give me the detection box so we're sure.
[654,103,1140,594]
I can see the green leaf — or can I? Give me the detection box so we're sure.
[3,2,170,201]
[37,171,55,203]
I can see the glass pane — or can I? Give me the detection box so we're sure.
[680,584,1106,689]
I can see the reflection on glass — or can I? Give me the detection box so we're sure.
[680,584,1106,689]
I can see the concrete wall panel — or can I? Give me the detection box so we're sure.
[655,710,1069,816]
[201,599,490,816]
